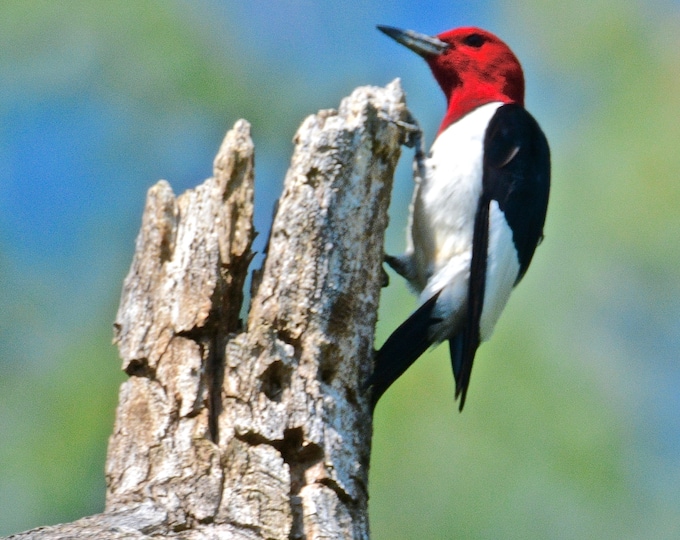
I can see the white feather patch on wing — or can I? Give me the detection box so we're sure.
[480,201,521,341]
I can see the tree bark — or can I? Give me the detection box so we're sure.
[7,80,414,540]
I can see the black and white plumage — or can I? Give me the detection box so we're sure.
[368,26,550,410]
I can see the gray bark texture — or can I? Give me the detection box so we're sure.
[7,80,415,540]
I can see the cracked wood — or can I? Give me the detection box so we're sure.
[7,80,415,540]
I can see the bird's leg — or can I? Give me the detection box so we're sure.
[378,111,423,149]
[408,120,428,185]
[387,113,428,186]
[380,265,390,288]
[377,111,427,185]
[384,253,417,282]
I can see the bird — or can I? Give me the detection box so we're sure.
[367,25,551,411]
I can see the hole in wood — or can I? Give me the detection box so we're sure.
[259,359,292,402]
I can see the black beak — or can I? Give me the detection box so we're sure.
[377,25,449,57]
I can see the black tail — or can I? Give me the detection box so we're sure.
[450,195,490,411]
[366,291,442,408]
[448,333,474,412]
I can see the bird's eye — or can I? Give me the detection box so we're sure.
[463,33,485,48]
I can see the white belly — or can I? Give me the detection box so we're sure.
[409,102,503,288]
[404,101,519,342]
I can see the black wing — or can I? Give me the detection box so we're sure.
[454,191,491,410]
[484,104,551,281]
[453,104,551,411]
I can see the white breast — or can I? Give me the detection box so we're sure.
[408,102,503,289]
[403,101,519,343]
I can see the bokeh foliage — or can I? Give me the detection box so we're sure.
[1,1,679,538]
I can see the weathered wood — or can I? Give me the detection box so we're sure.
[6,80,415,540]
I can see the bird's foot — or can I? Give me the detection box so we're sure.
[380,266,390,288]
[384,253,415,281]
[378,112,423,149]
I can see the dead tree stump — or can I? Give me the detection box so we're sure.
[7,80,414,540]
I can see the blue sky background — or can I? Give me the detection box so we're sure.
[2,1,680,538]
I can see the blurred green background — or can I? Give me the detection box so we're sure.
[1,1,679,538]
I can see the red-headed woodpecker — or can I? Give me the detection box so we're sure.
[368,26,550,411]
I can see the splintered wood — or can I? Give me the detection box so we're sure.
[9,80,414,540]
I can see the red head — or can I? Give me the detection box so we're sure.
[378,26,525,134]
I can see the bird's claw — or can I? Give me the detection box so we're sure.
[378,113,423,149]
[384,253,416,281]
[380,266,390,288]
